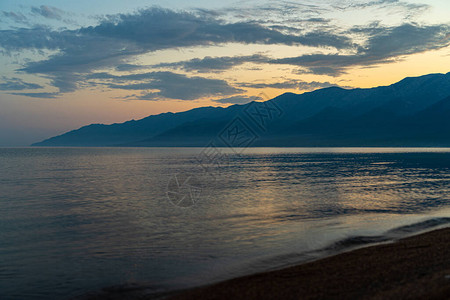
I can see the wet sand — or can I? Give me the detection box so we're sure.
[167,227,450,300]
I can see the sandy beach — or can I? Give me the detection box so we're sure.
[166,227,450,300]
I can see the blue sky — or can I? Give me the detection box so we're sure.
[0,0,449,146]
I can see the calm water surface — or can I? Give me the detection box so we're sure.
[1,147,450,299]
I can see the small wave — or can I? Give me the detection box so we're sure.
[387,217,450,236]
[234,252,313,275]
[319,217,450,256]
[321,235,389,252]
[239,216,450,278]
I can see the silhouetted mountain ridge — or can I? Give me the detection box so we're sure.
[33,72,450,147]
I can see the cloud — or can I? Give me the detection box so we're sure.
[154,54,268,72]
[13,29,142,93]
[271,23,450,75]
[212,95,263,104]
[115,64,149,72]
[296,66,346,76]
[80,8,352,50]
[363,23,449,57]
[31,5,64,20]
[0,7,353,96]
[239,80,340,90]
[305,18,329,23]
[0,78,43,91]
[10,92,58,98]
[0,26,76,52]
[2,11,29,24]
[1,5,449,99]
[207,2,326,25]
[333,0,429,12]
[90,71,243,100]
[154,21,448,76]
[90,71,343,97]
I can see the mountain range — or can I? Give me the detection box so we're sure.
[33,72,450,147]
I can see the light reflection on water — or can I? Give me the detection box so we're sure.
[0,147,450,299]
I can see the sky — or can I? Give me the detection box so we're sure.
[0,0,450,146]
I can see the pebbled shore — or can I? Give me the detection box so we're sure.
[167,227,450,300]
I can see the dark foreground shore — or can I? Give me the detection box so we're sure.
[167,227,450,300]
[80,227,450,300]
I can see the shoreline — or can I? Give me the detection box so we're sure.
[165,227,450,300]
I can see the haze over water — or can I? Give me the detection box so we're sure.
[1,147,450,299]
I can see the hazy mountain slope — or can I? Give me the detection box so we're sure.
[124,73,450,147]
[33,72,450,147]
[32,106,241,146]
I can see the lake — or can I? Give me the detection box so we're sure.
[1,147,450,299]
